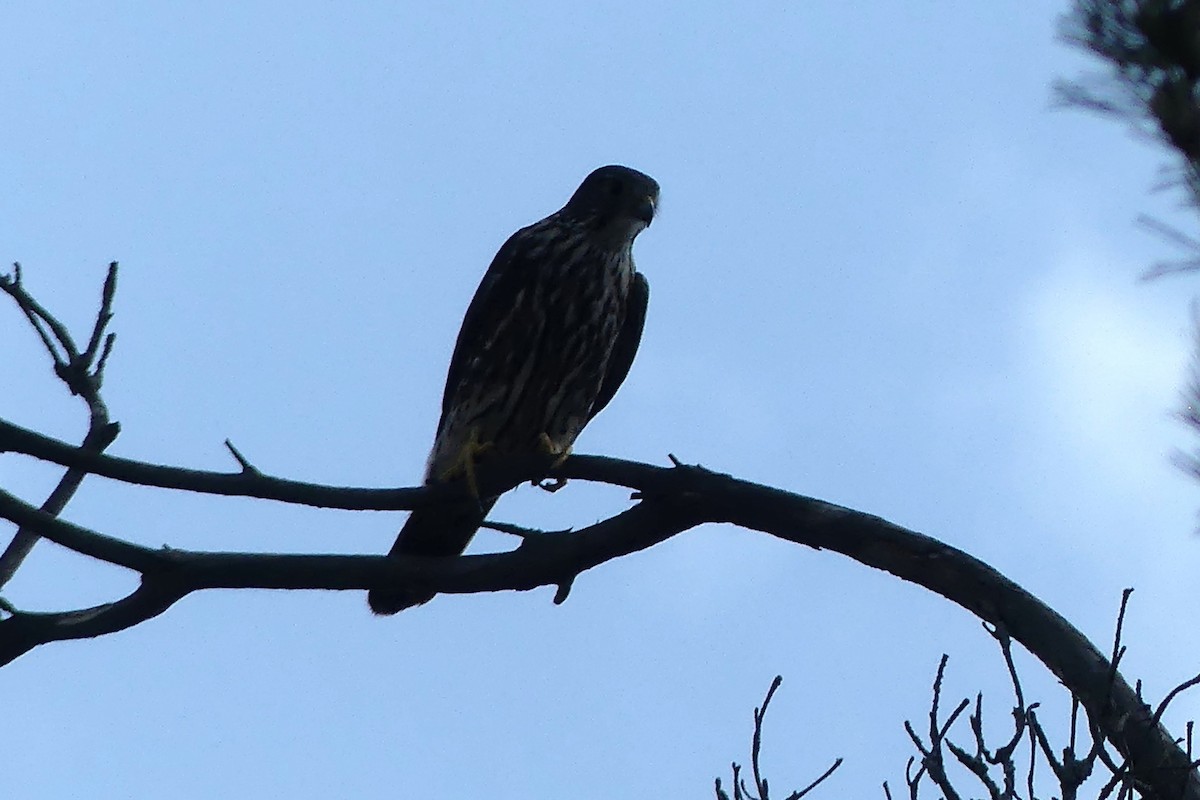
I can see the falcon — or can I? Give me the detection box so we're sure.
[368,165,659,614]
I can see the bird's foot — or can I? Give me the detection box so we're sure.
[535,433,571,492]
[537,432,572,468]
[439,427,494,498]
[535,476,568,493]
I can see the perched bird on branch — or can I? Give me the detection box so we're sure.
[368,165,659,615]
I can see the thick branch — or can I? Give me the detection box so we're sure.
[1,435,1194,798]
[0,494,701,664]
[0,582,183,665]
[680,468,1199,800]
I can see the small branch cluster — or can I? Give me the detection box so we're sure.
[1,266,1197,800]
[715,676,843,800]
[0,262,117,408]
[0,262,120,589]
[894,591,1200,800]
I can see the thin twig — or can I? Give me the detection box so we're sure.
[478,520,568,539]
[718,676,841,800]
[1107,589,1134,701]
[784,758,842,800]
[750,675,784,798]
[0,264,120,589]
[82,263,118,365]
[224,439,261,476]
[903,656,968,800]
[1153,671,1200,727]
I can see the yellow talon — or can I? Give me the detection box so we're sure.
[439,427,494,498]
[538,432,572,469]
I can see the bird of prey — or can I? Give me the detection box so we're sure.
[368,165,659,615]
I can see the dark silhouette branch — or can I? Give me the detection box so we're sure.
[895,598,1200,800]
[0,581,184,665]
[0,484,703,664]
[0,416,428,510]
[1155,672,1200,728]
[2,435,1196,798]
[904,655,970,800]
[0,263,120,589]
[3,270,1197,799]
[715,675,843,800]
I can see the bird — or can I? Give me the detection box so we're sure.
[368,164,659,615]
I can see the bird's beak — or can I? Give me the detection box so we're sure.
[634,195,656,226]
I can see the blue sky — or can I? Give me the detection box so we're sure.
[3,3,1199,797]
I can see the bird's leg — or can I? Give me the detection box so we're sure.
[439,427,494,498]
[535,433,571,493]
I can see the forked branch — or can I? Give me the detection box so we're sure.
[0,262,120,588]
[1,268,1197,800]
[715,675,843,800]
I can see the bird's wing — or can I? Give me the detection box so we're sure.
[436,228,536,432]
[588,270,649,422]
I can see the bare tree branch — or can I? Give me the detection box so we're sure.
[0,263,120,588]
[715,675,843,800]
[1154,672,1200,728]
[0,415,520,510]
[3,433,1195,797]
[0,484,703,664]
[895,595,1200,800]
[3,269,1197,798]
[904,655,969,800]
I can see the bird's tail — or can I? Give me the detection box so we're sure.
[367,495,497,615]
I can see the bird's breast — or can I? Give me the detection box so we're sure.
[428,238,634,479]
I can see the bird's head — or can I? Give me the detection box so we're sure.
[561,165,659,241]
